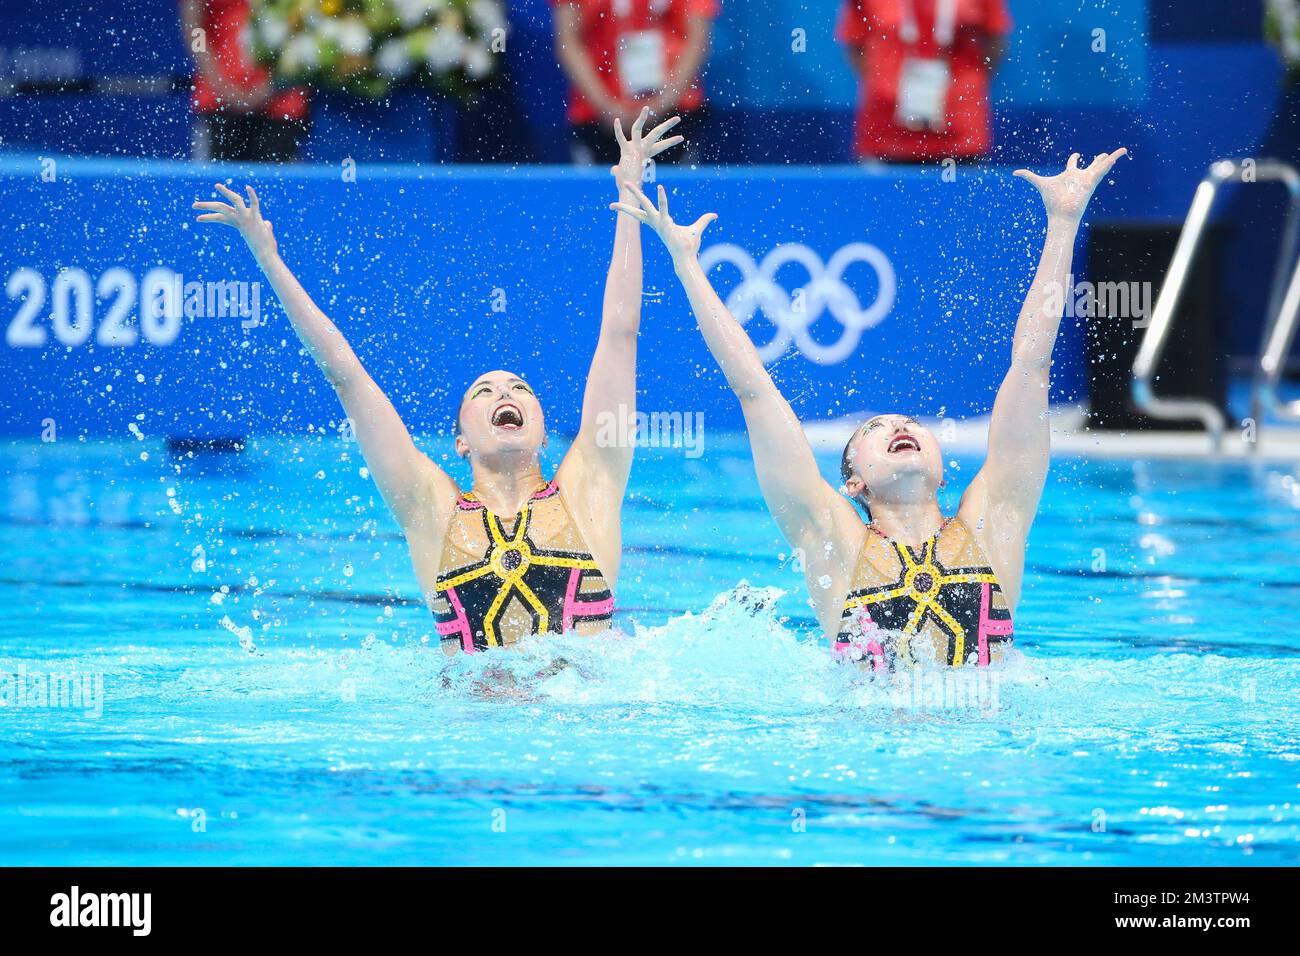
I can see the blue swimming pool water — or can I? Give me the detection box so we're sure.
[1,435,1298,866]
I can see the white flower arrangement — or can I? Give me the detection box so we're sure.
[251,0,505,99]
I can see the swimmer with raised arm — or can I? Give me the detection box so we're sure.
[194,108,683,655]
[614,148,1127,668]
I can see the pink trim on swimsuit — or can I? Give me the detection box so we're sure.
[977,581,1014,665]
[531,480,559,501]
[456,480,559,512]
[435,586,476,654]
[562,567,615,632]
[833,607,888,671]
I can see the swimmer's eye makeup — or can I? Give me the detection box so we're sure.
[863,416,921,435]
[469,379,532,400]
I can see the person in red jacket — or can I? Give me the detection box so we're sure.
[552,0,718,166]
[180,0,310,162]
[837,0,1011,163]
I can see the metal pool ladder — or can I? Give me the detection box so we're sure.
[1132,158,1300,452]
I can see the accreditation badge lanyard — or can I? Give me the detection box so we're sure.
[613,0,670,97]
[895,0,957,132]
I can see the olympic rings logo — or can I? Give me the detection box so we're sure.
[698,242,897,365]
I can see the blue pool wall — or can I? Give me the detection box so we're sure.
[0,159,1087,439]
[0,0,1293,437]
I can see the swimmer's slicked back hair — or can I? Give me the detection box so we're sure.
[841,425,871,521]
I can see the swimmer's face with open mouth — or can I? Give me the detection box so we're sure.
[842,414,944,502]
[454,370,546,459]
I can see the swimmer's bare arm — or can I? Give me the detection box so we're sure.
[612,184,860,558]
[561,111,683,507]
[193,185,458,533]
[962,150,1128,548]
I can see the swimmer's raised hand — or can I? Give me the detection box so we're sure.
[610,182,716,264]
[1014,148,1128,222]
[611,106,684,191]
[193,183,278,264]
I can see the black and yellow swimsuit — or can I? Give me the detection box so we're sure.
[835,517,1014,668]
[431,480,614,655]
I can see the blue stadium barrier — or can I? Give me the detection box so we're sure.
[0,157,1092,441]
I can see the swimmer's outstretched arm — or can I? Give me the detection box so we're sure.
[193,185,458,530]
[562,110,683,501]
[612,183,859,554]
[963,149,1128,539]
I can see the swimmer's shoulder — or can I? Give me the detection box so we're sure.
[828,497,870,561]
[404,452,462,539]
[809,502,872,626]
[955,474,1001,546]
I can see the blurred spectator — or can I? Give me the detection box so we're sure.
[837,0,1011,163]
[180,0,310,162]
[551,0,717,166]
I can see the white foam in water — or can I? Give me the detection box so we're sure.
[5,572,1298,864]
[195,582,1046,724]
[184,576,1299,771]
[435,583,840,708]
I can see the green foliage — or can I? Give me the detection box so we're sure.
[249,0,505,100]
